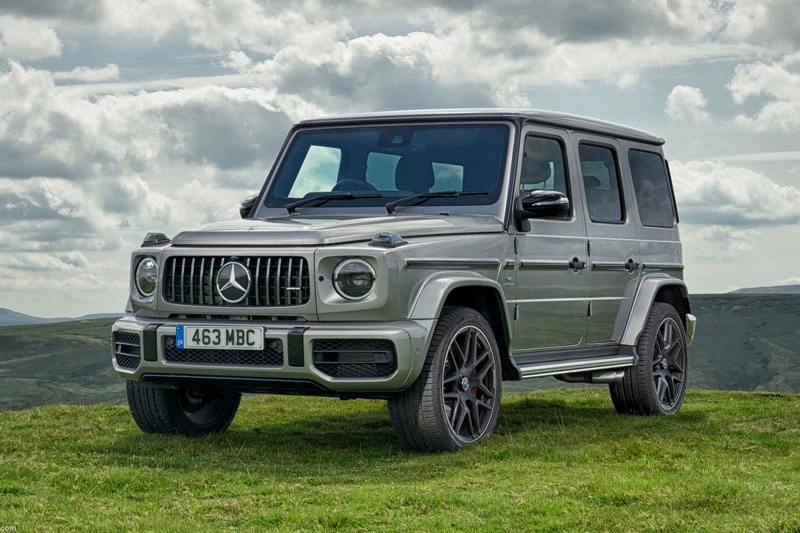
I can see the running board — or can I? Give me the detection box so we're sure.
[517,355,635,380]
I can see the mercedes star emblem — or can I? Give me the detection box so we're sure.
[216,262,252,303]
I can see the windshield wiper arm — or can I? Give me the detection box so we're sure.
[286,192,382,214]
[385,189,489,214]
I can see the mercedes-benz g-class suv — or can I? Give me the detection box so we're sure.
[112,109,696,452]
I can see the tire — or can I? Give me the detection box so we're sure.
[388,306,502,452]
[610,302,688,415]
[126,381,241,437]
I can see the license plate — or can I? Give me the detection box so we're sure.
[176,326,264,351]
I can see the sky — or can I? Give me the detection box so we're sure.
[1,0,800,317]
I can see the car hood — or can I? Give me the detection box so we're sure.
[170,214,504,247]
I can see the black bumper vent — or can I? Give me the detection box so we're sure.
[163,255,310,307]
[312,339,397,378]
[163,336,284,367]
[114,332,141,370]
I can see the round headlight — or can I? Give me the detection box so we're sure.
[333,258,376,300]
[135,257,158,298]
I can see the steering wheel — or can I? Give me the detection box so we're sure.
[331,179,378,192]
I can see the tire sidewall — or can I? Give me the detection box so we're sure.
[638,303,687,415]
[429,308,502,448]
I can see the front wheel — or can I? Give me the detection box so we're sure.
[389,307,502,452]
[126,381,241,436]
[610,302,688,415]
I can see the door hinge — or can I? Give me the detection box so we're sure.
[587,240,591,256]
[587,301,592,317]
[514,236,518,254]
[514,304,519,321]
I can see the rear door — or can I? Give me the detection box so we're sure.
[574,134,641,344]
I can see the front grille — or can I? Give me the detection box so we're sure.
[312,339,397,378]
[163,336,284,366]
[114,332,141,370]
[163,256,310,307]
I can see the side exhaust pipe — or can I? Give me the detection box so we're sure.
[555,370,626,384]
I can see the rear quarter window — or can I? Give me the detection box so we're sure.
[628,149,676,228]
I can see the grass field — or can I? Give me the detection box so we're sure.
[1,389,799,531]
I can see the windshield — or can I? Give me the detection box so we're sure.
[260,122,510,213]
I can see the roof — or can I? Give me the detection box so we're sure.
[298,108,665,146]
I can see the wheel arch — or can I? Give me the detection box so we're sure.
[620,275,691,347]
[407,272,517,380]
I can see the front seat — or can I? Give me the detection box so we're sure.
[395,153,435,194]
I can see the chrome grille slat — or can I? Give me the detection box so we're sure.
[163,256,309,307]
[255,257,261,306]
[189,258,195,304]
[275,258,282,306]
[265,258,272,306]
[179,258,186,304]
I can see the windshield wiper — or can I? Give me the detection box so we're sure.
[286,192,382,214]
[385,189,489,214]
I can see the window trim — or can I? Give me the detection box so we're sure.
[578,140,626,225]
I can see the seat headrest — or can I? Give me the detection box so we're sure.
[521,157,552,185]
[395,153,435,194]
[583,175,602,190]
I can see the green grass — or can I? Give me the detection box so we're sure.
[2,389,799,531]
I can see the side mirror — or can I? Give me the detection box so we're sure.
[239,194,258,219]
[519,190,570,219]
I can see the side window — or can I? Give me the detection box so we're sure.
[629,149,676,228]
[579,143,624,224]
[520,135,569,197]
[287,145,341,197]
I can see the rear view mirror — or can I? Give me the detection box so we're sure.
[239,194,258,219]
[519,190,569,219]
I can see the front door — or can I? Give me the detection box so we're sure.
[513,126,589,352]
[573,134,641,344]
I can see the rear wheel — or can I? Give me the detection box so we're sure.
[610,302,687,415]
[389,307,502,452]
[126,381,241,436]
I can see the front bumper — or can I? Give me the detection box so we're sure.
[111,315,434,395]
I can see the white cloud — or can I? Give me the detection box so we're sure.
[728,55,800,132]
[0,61,299,180]
[98,0,351,54]
[724,0,800,47]
[0,17,62,59]
[7,252,90,272]
[681,225,760,260]
[670,160,800,226]
[665,85,710,122]
[53,64,119,83]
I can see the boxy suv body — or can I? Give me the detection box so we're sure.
[113,109,697,451]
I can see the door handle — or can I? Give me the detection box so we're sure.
[569,257,586,272]
[625,259,640,273]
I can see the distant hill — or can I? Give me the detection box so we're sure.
[0,308,122,327]
[689,294,800,393]
[730,285,800,294]
[2,294,800,410]
[0,317,124,410]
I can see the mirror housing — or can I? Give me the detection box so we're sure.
[239,194,258,219]
[519,190,570,219]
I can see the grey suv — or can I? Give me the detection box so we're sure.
[112,109,696,452]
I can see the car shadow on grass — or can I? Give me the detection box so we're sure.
[101,391,707,478]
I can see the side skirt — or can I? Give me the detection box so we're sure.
[510,345,637,380]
